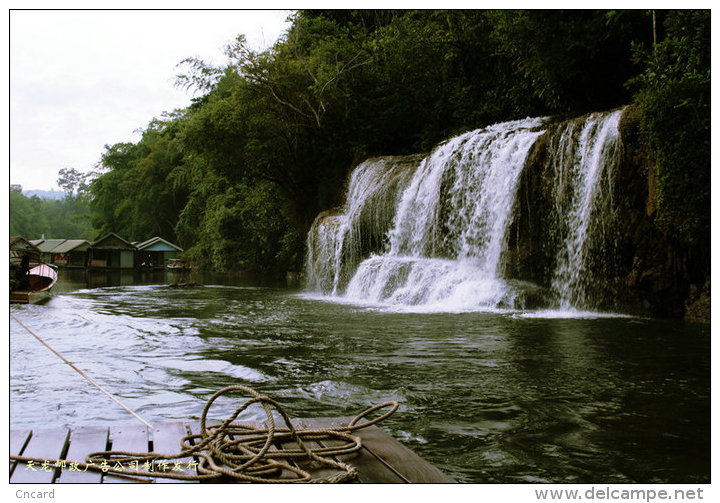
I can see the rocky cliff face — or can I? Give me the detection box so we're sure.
[505,106,709,321]
[617,107,710,321]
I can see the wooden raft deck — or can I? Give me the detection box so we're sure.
[10,418,455,484]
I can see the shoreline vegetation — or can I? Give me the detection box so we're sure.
[10,10,710,320]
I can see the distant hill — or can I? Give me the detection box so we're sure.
[23,189,66,200]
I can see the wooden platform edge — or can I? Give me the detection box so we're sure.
[9,419,456,484]
[292,417,406,483]
[301,417,456,483]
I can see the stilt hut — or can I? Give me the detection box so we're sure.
[136,236,184,269]
[50,240,91,268]
[87,233,137,269]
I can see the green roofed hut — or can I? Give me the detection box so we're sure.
[136,236,184,269]
[87,233,137,270]
[50,239,91,268]
[29,238,66,265]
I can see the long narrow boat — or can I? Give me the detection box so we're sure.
[10,264,58,304]
[26,264,58,292]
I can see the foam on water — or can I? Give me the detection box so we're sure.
[514,309,632,320]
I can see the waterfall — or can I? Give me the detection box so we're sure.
[305,156,419,295]
[305,109,625,312]
[388,118,545,270]
[548,110,623,309]
[305,210,345,294]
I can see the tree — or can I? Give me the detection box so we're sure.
[57,167,90,198]
[10,190,93,239]
[488,10,652,114]
[88,118,189,242]
[629,10,710,247]
[85,9,701,282]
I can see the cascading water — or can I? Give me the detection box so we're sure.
[547,110,624,309]
[307,118,546,310]
[389,118,546,267]
[305,109,626,313]
[305,210,345,294]
[305,156,419,295]
[344,118,547,310]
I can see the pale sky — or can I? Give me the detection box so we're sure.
[9,9,292,191]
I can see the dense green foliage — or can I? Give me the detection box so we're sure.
[628,10,710,247]
[10,180,94,240]
[80,9,708,278]
[89,118,190,242]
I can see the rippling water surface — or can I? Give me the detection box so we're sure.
[9,270,710,483]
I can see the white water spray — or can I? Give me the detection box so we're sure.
[549,110,623,309]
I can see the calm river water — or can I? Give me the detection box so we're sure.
[9,270,710,483]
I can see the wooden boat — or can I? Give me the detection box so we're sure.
[27,264,58,292]
[10,264,58,304]
[166,258,191,270]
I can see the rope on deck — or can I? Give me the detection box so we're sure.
[10,385,399,483]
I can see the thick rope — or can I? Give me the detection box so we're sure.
[11,385,399,483]
[10,312,154,429]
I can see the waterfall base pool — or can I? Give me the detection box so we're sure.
[9,271,710,483]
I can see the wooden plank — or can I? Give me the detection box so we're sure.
[183,421,205,481]
[10,429,32,477]
[286,418,357,482]
[10,292,30,304]
[152,421,197,483]
[7,416,451,484]
[55,426,109,483]
[301,418,406,483]
[103,424,150,483]
[11,427,70,483]
[348,420,456,483]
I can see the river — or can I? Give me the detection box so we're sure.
[9,269,710,483]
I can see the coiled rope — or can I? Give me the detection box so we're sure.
[10,314,399,483]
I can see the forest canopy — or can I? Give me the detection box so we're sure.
[19,10,707,278]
